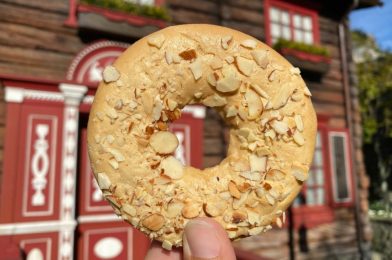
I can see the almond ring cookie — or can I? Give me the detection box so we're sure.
[87,24,317,250]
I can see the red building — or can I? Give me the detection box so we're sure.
[0,0,381,259]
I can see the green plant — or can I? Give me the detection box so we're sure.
[81,0,171,21]
[273,39,330,57]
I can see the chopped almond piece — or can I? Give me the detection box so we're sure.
[210,56,223,70]
[161,156,184,180]
[292,164,308,181]
[293,131,305,146]
[271,120,289,135]
[97,172,111,190]
[216,76,241,93]
[147,34,165,49]
[221,35,233,49]
[245,89,263,119]
[182,203,201,218]
[189,59,203,80]
[249,154,267,172]
[294,114,304,132]
[241,39,257,49]
[142,214,165,231]
[236,56,254,76]
[251,50,269,69]
[103,65,120,83]
[202,94,227,107]
[228,181,241,199]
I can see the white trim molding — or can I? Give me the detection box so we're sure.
[5,87,64,103]
[77,214,122,224]
[58,84,87,260]
[182,105,206,119]
[0,220,77,235]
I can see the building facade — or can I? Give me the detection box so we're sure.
[0,0,379,259]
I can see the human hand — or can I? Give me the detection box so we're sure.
[145,217,236,260]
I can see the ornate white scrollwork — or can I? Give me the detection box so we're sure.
[31,124,50,206]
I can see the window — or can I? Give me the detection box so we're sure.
[292,121,354,228]
[265,0,319,45]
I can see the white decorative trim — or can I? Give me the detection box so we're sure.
[21,237,52,260]
[5,87,64,103]
[0,220,77,235]
[31,124,50,206]
[83,228,132,260]
[22,115,57,217]
[59,83,88,106]
[58,84,87,260]
[66,40,129,81]
[77,214,122,223]
[182,105,206,119]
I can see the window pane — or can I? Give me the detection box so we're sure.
[293,14,302,28]
[307,188,315,205]
[331,134,350,201]
[317,188,325,205]
[270,7,280,22]
[307,170,315,186]
[316,132,322,148]
[315,168,324,185]
[304,32,313,44]
[271,23,281,37]
[303,16,312,30]
[281,11,290,25]
[314,150,323,167]
[294,29,303,42]
[282,26,291,40]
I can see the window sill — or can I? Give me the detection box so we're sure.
[277,47,331,74]
[65,3,168,38]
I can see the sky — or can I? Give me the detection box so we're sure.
[350,0,392,51]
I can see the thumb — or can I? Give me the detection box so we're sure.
[182,218,236,260]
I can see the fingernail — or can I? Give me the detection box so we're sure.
[183,219,221,260]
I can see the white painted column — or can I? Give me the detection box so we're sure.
[58,83,87,260]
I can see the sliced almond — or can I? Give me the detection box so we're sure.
[240,171,261,181]
[167,99,178,111]
[221,35,233,50]
[228,181,241,199]
[106,108,118,119]
[293,131,305,146]
[250,83,270,99]
[241,39,257,49]
[232,211,247,223]
[265,194,275,205]
[294,114,304,132]
[235,56,254,76]
[255,147,271,157]
[247,210,260,225]
[271,83,295,110]
[292,164,308,181]
[216,76,241,93]
[161,156,184,180]
[142,214,165,231]
[249,154,267,172]
[194,92,203,99]
[251,50,269,69]
[167,201,184,218]
[268,70,277,82]
[152,97,163,121]
[147,34,165,49]
[304,86,312,96]
[271,120,289,135]
[245,89,263,119]
[165,51,173,64]
[210,56,222,70]
[202,94,227,107]
[162,240,173,251]
[189,59,203,80]
[182,202,201,219]
[102,65,120,83]
[291,90,303,102]
[233,191,249,209]
[249,226,264,236]
[108,159,119,170]
[107,148,125,162]
[290,67,301,75]
[225,105,238,118]
[225,56,235,64]
[150,131,179,154]
[265,169,286,181]
[207,73,217,87]
[122,204,137,217]
[204,200,227,217]
[97,172,111,190]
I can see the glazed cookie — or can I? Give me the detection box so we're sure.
[87,24,317,250]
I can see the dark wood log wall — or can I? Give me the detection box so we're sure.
[0,0,371,259]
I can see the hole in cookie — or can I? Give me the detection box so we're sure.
[168,106,227,170]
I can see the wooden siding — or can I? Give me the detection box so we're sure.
[0,0,371,259]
